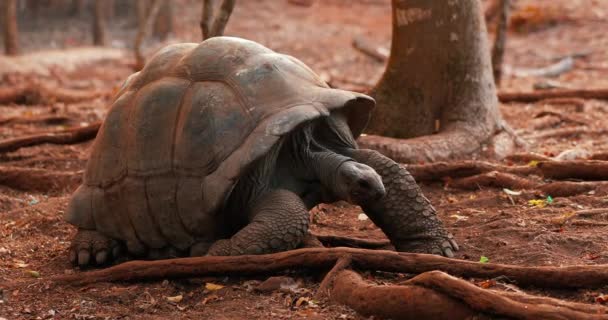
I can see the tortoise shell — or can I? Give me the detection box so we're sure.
[65,37,375,252]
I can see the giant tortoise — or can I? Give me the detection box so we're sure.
[65,37,458,266]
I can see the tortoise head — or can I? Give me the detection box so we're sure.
[334,160,386,205]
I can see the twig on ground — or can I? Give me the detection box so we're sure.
[525,126,606,140]
[537,97,586,112]
[507,56,574,78]
[0,122,101,153]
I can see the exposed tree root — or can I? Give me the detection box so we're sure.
[534,110,587,126]
[0,114,72,125]
[537,97,586,112]
[358,125,517,164]
[406,270,608,319]
[448,171,602,196]
[591,152,608,161]
[538,160,608,180]
[406,161,535,181]
[525,126,606,140]
[314,255,352,300]
[332,270,608,319]
[498,88,608,103]
[505,152,553,163]
[0,122,100,153]
[312,233,391,249]
[0,84,110,105]
[330,270,478,320]
[54,247,608,289]
[0,166,81,193]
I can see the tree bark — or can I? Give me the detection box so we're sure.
[200,0,214,40]
[134,0,163,70]
[359,0,513,163]
[92,0,107,46]
[491,0,510,85]
[3,0,20,55]
[153,0,173,40]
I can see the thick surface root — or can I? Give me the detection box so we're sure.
[54,247,608,289]
[358,126,517,164]
[0,122,100,153]
[0,166,82,193]
[330,270,478,320]
[498,88,608,103]
[0,84,110,105]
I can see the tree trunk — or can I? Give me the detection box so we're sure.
[153,0,173,41]
[136,0,149,38]
[3,0,20,55]
[70,0,86,17]
[359,0,514,163]
[92,0,107,46]
[134,0,163,70]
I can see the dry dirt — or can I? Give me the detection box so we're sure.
[2,0,608,319]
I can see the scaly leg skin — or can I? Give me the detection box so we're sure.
[69,229,124,267]
[206,189,309,256]
[348,149,459,257]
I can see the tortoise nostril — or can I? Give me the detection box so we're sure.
[358,179,371,189]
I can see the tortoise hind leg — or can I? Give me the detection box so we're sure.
[205,189,309,256]
[69,229,125,267]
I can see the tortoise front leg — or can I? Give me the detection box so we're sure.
[347,149,459,257]
[205,189,309,256]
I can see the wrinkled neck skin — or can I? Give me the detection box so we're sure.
[224,111,360,231]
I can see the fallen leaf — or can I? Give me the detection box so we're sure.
[477,279,496,289]
[295,296,310,308]
[552,211,576,225]
[596,294,608,304]
[528,160,539,167]
[479,256,490,264]
[205,282,225,291]
[528,199,547,208]
[357,213,368,221]
[166,295,183,303]
[546,195,554,204]
[26,270,40,278]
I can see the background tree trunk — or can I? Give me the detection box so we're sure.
[92,0,107,46]
[153,0,173,41]
[134,0,163,70]
[3,0,20,55]
[359,0,514,163]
